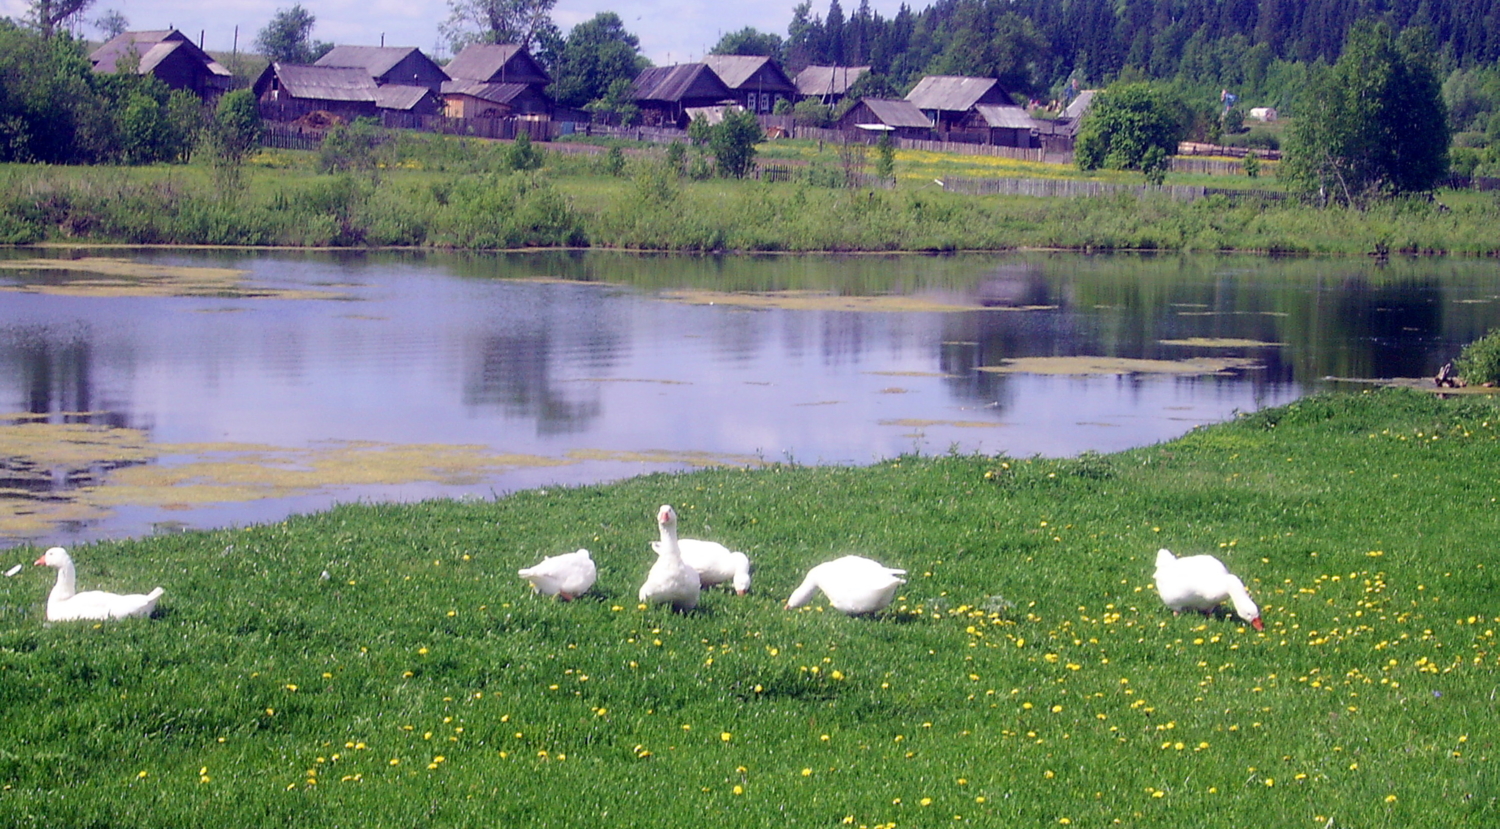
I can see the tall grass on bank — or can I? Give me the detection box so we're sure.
[1,389,1498,827]
[3,156,1500,254]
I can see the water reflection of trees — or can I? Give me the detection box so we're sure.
[463,332,603,436]
[0,326,131,427]
[0,325,139,499]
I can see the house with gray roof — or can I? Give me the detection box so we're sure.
[374,85,443,116]
[965,104,1042,147]
[905,75,1017,134]
[794,65,869,104]
[444,44,550,86]
[441,44,552,118]
[89,29,231,99]
[314,46,449,92]
[440,81,552,118]
[836,98,932,139]
[631,64,733,127]
[253,63,378,121]
[703,55,796,114]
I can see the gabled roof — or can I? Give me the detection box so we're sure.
[702,55,795,93]
[631,64,732,103]
[256,64,377,102]
[793,65,869,97]
[973,104,1036,130]
[444,43,551,84]
[90,29,230,77]
[853,98,932,129]
[906,75,1014,112]
[1063,90,1097,121]
[314,46,430,79]
[374,85,436,110]
[441,80,530,105]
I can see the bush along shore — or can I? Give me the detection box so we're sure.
[4,150,1500,255]
[1,388,1498,827]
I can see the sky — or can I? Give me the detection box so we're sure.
[2,0,914,66]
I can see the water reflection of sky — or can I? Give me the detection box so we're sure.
[2,249,1498,547]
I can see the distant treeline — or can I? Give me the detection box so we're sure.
[781,0,1500,108]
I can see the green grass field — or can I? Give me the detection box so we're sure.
[1,389,1497,827]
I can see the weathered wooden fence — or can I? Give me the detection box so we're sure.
[936,177,1209,201]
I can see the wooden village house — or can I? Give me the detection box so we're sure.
[905,75,1017,136]
[253,63,378,121]
[631,64,733,127]
[964,104,1041,148]
[314,46,449,92]
[836,98,933,139]
[794,65,869,106]
[89,29,231,99]
[441,44,553,118]
[702,55,796,114]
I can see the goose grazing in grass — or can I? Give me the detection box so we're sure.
[1153,548,1263,630]
[638,505,700,611]
[34,547,163,622]
[786,555,906,615]
[653,538,752,594]
[518,548,597,601]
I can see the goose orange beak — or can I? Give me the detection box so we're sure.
[34,556,46,566]
[1251,618,1264,631]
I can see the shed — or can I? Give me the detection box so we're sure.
[441,80,552,118]
[89,29,231,98]
[836,98,932,139]
[905,75,1016,133]
[966,104,1041,147]
[1249,107,1278,122]
[314,46,449,92]
[631,64,733,127]
[444,44,551,86]
[253,63,378,121]
[702,55,796,114]
[793,65,869,103]
[374,84,442,116]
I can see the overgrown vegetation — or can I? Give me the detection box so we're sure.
[1,389,1497,827]
[1454,330,1500,387]
[3,140,1499,254]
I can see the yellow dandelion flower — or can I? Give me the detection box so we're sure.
[721,732,733,742]
[1385,795,1397,803]
[920,798,933,807]
[802,768,813,777]
[733,785,744,795]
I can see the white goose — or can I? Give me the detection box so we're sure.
[34,547,164,622]
[1153,548,1263,630]
[653,538,752,594]
[638,505,700,611]
[786,555,906,615]
[518,548,597,600]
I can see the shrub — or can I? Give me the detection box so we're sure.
[1454,329,1500,386]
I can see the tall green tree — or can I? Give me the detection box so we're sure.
[1074,81,1189,184]
[441,0,556,53]
[254,5,331,64]
[711,27,784,59]
[203,89,262,191]
[1282,21,1450,203]
[545,12,647,110]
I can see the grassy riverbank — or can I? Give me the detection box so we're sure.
[3,139,1499,254]
[1,389,1497,827]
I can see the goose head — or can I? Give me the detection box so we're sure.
[34,547,70,568]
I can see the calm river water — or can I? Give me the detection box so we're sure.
[2,249,1498,547]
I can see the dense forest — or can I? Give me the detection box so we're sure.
[778,0,1500,109]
